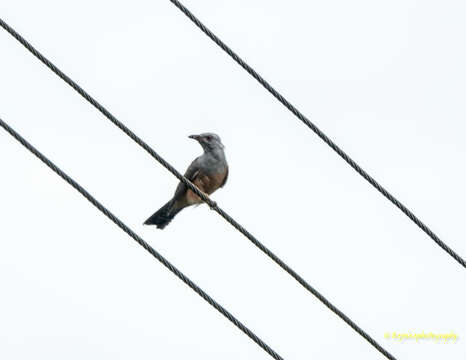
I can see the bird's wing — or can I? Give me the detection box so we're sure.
[173,157,201,199]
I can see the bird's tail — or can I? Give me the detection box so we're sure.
[144,200,181,229]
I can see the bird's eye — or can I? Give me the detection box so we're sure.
[206,135,213,141]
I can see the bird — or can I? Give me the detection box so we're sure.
[144,132,228,229]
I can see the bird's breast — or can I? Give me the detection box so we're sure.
[185,169,227,205]
[196,171,226,194]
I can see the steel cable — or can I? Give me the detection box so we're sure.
[168,0,466,269]
[0,116,284,360]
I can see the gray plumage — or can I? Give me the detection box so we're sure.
[144,133,228,229]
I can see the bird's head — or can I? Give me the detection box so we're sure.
[189,132,224,152]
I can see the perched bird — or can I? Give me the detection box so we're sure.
[144,133,228,229]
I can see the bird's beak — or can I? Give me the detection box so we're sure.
[189,134,201,141]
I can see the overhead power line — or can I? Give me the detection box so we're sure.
[168,0,466,269]
[0,117,284,360]
[0,17,397,360]
[0,17,398,360]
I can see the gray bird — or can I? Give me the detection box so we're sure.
[144,133,228,229]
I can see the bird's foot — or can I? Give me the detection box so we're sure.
[209,200,218,210]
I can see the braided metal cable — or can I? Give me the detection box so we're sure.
[0,117,284,360]
[168,0,466,270]
[0,17,397,360]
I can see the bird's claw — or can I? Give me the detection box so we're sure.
[209,201,218,210]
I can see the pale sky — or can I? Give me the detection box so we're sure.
[1,1,465,359]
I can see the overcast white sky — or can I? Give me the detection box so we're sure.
[1,1,465,359]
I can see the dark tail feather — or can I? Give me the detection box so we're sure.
[144,200,182,229]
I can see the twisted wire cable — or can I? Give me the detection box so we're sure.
[168,0,466,270]
[0,17,397,360]
[0,117,284,360]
